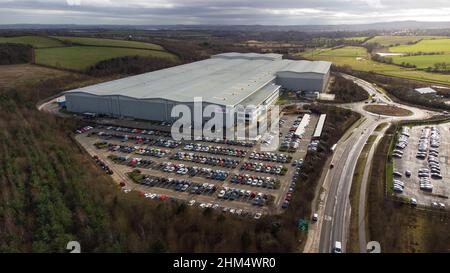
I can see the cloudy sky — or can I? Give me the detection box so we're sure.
[1,0,450,25]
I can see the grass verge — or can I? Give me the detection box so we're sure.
[348,134,377,252]
[363,105,413,116]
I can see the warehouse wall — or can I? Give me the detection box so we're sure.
[276,72,327,93]
[119,97,168,121]
[66,93,114,116]
[65,93,236,128]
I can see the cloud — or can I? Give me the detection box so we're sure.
[0,0,449,25]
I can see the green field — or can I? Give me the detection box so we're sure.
[389,38,450,53]
[366,35,444,47]
[343,37,369,42]
[53,36,164,51]
[0,35,65,48]
[310,46,368,57]
[391,54,450,69]
[35,46,177,71]
[300,46,450,84]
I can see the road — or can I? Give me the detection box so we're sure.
[310,73,436,253]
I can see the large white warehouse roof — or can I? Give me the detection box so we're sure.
[65,53,331,106]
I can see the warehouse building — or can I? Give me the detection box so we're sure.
[65,53,331,126]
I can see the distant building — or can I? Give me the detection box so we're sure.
[415,87,437,95]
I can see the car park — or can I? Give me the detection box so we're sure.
[77,113,319,216]
[241,162,287,175]
[184,143,247,158]
[230,174,278,189]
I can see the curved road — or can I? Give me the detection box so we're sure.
[315,74,436,253]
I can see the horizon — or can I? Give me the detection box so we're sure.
[2,1,450,26]
[2,19,450,27]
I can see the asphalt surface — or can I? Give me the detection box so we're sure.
[316,73,436,253]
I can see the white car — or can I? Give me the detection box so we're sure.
[218,190,226,198]
[312,213,319,222]
[188,200,196,206]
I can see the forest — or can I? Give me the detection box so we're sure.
[329,75,369,103]
[0,43,32,65]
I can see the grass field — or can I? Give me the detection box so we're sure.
[0,35,65,48]
[35,46,178,71]
[300,46,450,85]
[365,35,444,47]
[391,54,450,69]
[309,46,368,57]
[343,37,369,42]
[389,38,450,53]
[53,36,164,51]
[0,64,73,90]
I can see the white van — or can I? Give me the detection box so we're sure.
[334,241,342,253]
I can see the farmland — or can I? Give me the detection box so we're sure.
[309,46,368,57]
[391,54,450,69]
[0,64,72,90]
[342,37,368,42]
[52,36,164,51]
[35,46,178,71]
[365,35,444,47]
[0,35,65,48]
[389,38,450,53]
[300,46,450,85]
[0,35,178,72]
